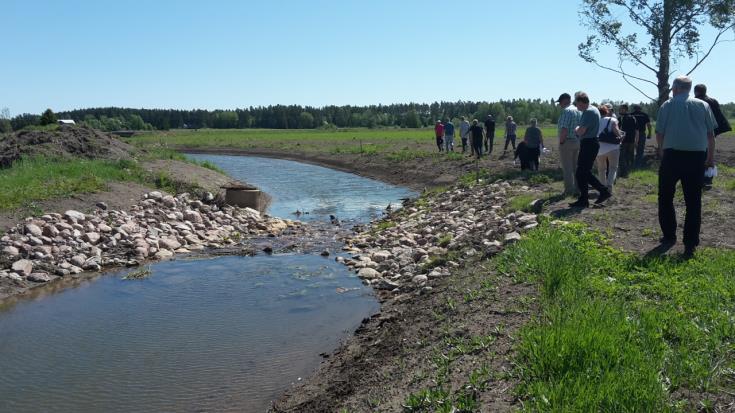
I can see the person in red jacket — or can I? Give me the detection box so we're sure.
[434,121,444,152]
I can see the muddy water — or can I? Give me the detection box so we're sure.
[0,156,415,412]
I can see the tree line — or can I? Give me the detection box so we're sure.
[6,98,718,132]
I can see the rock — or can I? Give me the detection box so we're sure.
[11,259,33,277]
[98,223,112,233]
[184,210,203,224]
[376,279,401,290]
[159,237,181,250]
[147,191,163,200]
[7,273,23,282]
[504,232,522,244]
[42,225,60,237]
[27,272,51,283]
[320,250,330,257]
[24,223,43,237]
[162,195,177,208]
[2,246,20,257]
[357,268,381,279]
[64,210,86,223]
[70,254,87,267]
[155,249,174,259]
[412,274,428,284]
[96,202,109,210]
[84,232,101,244]
[371,250,392,263]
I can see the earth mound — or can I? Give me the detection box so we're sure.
[0,125,137,167]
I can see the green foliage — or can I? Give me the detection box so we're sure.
[579,0,735,105]
[39,108,57,126]
[498,223,735,411]
[0,156,192,211]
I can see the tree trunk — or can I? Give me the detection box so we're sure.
[657,0,674,107]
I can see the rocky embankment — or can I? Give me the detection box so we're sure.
[339,181,538,298]
[0,190,298,297]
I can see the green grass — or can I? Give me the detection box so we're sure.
[0,157,182,211]
[498,222,735,412]
[130,127,558,163]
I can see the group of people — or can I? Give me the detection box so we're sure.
[434,114,545,170]
[556,77,730,256]
[434,116,496,159]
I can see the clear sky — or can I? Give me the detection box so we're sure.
[3,0,734,116]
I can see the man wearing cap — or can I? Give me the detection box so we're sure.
[556,92,581,196]
[570,92,612,208]
[656,75,716,256]
[694,83,731,187]
[631,104,652,167]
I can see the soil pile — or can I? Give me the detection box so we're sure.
[0,125,137,167]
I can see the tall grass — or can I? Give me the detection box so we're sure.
[0,157,178,210]
[499,222,735,411]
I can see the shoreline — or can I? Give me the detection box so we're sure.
[178,147,451,191]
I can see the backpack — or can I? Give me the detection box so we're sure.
[598,118,621,144]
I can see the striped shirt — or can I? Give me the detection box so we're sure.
[557,106,581,142]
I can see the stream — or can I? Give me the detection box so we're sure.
[0,155,415,413]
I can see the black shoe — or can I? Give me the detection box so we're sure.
[659,236,676,246]
[595,190,612,204]
[683,245,696,258]
[569,199,589,208]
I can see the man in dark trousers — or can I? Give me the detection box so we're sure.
[617,104,638,177]
[484,115,496,154]
[694,84,732,187]
[656,76,716,257]
[570,92,612,208]
[631,104,653,167]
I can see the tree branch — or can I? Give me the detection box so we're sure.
[592,60,659,86]
[621,73,657,101]
[686,23,735,75]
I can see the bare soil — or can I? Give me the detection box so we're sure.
[0,125,137,167]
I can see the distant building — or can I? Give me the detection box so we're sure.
[57,119,76,125]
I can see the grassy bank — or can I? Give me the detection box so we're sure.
[500,222,735,411]
[130,127,558,160]
[0,158,166,211]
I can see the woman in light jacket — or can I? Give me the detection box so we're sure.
[595,105,623,194]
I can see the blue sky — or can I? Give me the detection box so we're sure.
[3,0,734,116]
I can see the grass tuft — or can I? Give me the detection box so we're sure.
[498,222,735,411]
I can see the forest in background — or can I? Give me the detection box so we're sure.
[3,99,734,133]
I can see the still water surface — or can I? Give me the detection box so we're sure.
[0,155,415,412]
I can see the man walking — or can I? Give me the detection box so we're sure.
[631,104,652,167]
[694,84,731,187]
[657,76,716,256]
[459,117,470,154]
[570,92,612,208]
[443,118,455,152]
[617,104,638,178]
[434,120,444,152]
[484,115,496,154]
[556,93,581,196]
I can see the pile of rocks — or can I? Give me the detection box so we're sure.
[339,181,538,295]
[0,191,296,284]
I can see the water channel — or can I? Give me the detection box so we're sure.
[0,155,415,412]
